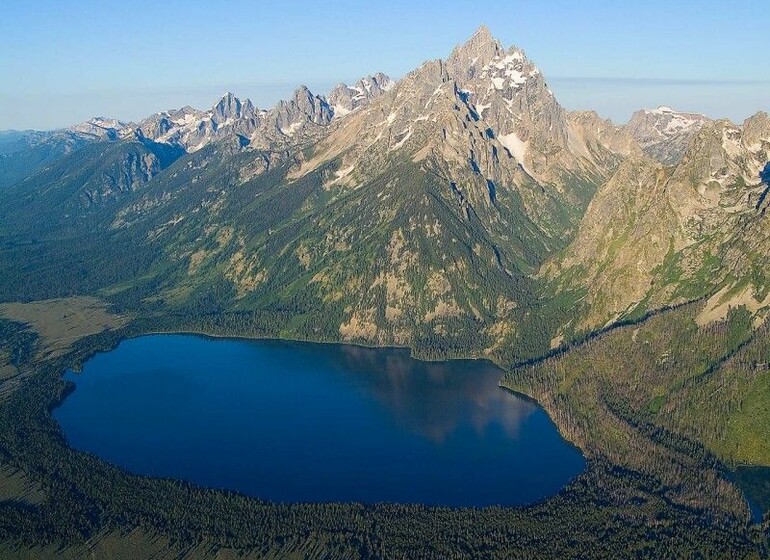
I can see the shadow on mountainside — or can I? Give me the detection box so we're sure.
[754,162,770,211]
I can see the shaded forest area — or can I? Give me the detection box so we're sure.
[0,308,767,558]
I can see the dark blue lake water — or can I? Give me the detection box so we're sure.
[54,335,585,506]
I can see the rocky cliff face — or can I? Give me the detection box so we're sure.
[547,111,770,332]
[252,85,334,148]
[135,95,260,151]
[290,26,638,245]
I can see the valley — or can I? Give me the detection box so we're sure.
[0,24,769,558]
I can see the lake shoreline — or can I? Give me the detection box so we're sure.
[55,332,587,507]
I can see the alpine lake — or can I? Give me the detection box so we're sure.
[54,334,586,507]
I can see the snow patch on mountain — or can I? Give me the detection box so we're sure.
[480,49,537,92]
[391,129,413,151]
[499,132,528,169]
[69,117,134,140]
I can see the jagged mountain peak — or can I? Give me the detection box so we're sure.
[367,72,394,89]
[127,72,393,152]
[263,85,333,137]
[670,115,768,193]
[472,24,493,40]
[214,91,249,107]
[454,25,502,56]
[293,24,636,197]
[446,26,536,83]
[350,73,394,95]
[742,111,770,151]
[447,25,506,80]
[292,84,313,97]
[284,85,319,114]
[212,92,255,122]
[327,73,394,118]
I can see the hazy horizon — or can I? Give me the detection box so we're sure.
[1,0,768,130]
[2,75,769,132]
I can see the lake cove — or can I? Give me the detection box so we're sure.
[54,334,585,506]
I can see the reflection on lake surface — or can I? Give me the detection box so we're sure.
[334,344,537,443]
[54,335,585,506]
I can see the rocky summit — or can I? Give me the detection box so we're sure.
[627,106,712,165]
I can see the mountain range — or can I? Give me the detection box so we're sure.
[1,25,768,363]
[1,24,770,558]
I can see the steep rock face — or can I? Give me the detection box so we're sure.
[547,112,770,332]
[446,27,639,187]
[546,155,683,329]
[567,111,643,175]
[137,97,260,152]
[137,106,206,141]
[79,150,159,206]
[627,106,712,165]
[288,26,639,262]
[254,86,334,147]
[447,29,574,184]
[742,111,770,152]
[211,92,254,123]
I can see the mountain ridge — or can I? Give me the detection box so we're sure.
[0,25,768,361]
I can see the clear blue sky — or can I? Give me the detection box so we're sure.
[1,0,768,130]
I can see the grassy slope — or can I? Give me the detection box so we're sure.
[0,298,128,359]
